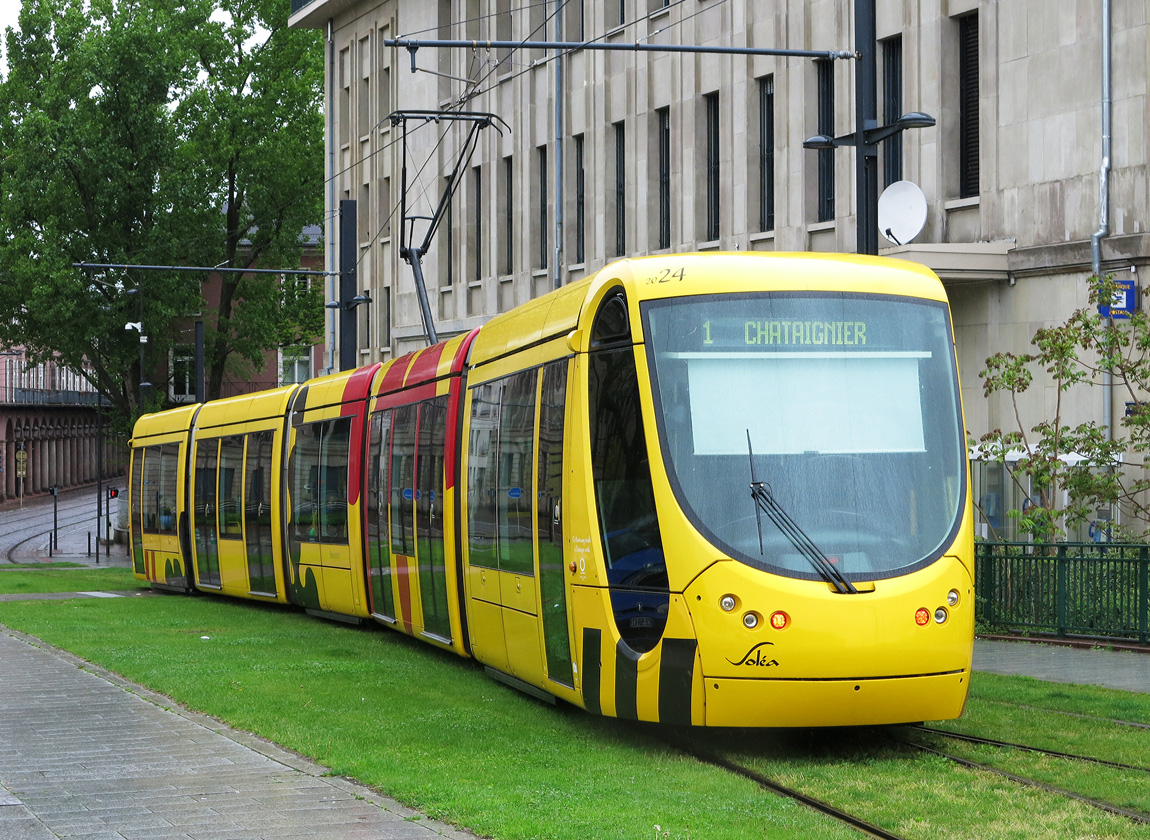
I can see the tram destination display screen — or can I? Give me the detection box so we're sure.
[642,291,966,578]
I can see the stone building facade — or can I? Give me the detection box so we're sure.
[290,0,1149,535]
[0,351,125,504]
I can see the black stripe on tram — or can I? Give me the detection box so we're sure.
[614,642,640,720]
[659,638,697,726]
[582,628,602,716]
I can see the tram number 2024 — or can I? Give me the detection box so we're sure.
[645,266,687,284]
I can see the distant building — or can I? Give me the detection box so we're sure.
[0,348,122,503]
[290,0,1149,536]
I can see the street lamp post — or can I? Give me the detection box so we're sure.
[803,0,935,255]
[125,286,151,406]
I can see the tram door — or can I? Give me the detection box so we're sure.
[416,398,451,639]
[244,430,276,595]
[193,439,221,586]
[538,361,574,688]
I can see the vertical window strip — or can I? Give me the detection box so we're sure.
[657,108,670,249]
[539,145,549,269]
[503,157,514,275]
[759,76,775,232]
[816,60,835,223]
[705,93,720,241]
[575,134,585,264]
[882,36,903,188]
[958,14,980,198]
[615,122,626,257]
[473,167,483,282]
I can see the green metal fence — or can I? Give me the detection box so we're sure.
[975,542,1150,644]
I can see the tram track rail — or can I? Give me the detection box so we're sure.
[910,725,1150,774]
[893,727,1150,826]
[661,733,912,840]
[1,490,114,564]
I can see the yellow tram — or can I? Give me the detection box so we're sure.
[130,253,974,727]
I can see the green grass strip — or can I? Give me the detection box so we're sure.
[0,596,855,840]
[0,566,142,594]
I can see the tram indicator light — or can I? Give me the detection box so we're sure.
[914,608,930,626]
[769,611,788,630]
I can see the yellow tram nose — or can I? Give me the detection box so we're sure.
[683,558,974,727]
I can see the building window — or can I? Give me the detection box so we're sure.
[958,13,979,198]
[758,76,775,232]
[618,0,626,27]
[473,166,483,282]
[614,121,626,257]
[444,175,453,286]
[655,107,671,249]
[280,346,311,386]
[574,134,585,264]
[380,286,392,348]
[566,0,584,42]
[882,36,903,187]
[538,144,548,269]
[704,92,720,241]
[170,345,194,403]
[501,156,513,275]
[496,0,512,70]
[816,59,835,222]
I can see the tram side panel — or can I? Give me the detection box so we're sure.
[282,368,378,621]
[362,336,472,656]
[184,388,297,604]
[129,405,200,593]
[459,343,581,705]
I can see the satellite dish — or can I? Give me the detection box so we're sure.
[877,180,927,245]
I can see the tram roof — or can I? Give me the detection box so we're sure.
[467,252,946,365]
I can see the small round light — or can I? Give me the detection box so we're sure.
[915,607,931,626]
[743,612,759,629]
[947,589,960,607]
[935,607,948,624]
[769,611,789,630]
[720,595,736,612]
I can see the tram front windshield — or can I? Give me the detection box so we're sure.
[643,292,965,580]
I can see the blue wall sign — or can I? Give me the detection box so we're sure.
[1099,276,1138,320]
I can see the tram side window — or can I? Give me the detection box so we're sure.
[589,346,666,588]
[142,445,163,532]
[467,381,502,569]
[390,404,417,556]
[218,436,245,539]
[367,409,396,615]
[157,443,179,534]
[467,372,537,575]
[498,370,536,576]
[289,418,352,544]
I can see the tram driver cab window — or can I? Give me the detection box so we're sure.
[588,290,669,653]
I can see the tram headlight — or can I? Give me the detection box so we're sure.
[720,595,737,612]
[947,589,960,607]
[915,607,931,626]
[934,607,948,624]
[743,612,760,629]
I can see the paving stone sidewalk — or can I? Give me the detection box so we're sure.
[0,628,474,840]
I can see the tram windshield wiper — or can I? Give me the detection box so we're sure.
[747,431,858,595]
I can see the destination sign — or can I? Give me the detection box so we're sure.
[699,318,870,348]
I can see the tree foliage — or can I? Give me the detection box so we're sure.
[0,0,324,425]
[978,274,1150,541]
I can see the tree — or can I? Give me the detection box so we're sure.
[0,0,323,424]
[978,274,1147,541]
[175,0,325,399]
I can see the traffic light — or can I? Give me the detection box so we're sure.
[107,487,119,500]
